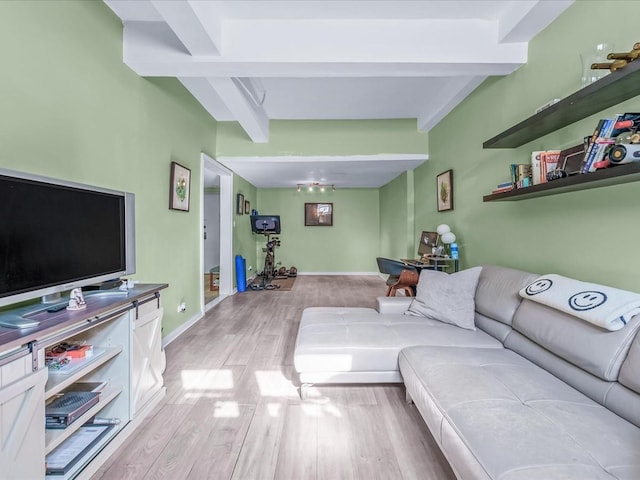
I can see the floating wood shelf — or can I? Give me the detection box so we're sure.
[484,60,640,149]
[483,163,640,201]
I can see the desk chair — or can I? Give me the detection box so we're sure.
[376,257,419,297]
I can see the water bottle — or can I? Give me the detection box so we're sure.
[450,243,459,260]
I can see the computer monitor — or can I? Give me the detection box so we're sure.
[417,231,438,257]
[250,215,281,234]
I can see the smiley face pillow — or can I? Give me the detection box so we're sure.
[519,274,640,331]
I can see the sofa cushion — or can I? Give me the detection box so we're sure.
[376,296,412,315]
[399,345,640,480]
[294,306,500,375]
[406,267,482,330]
[513,299,640,381]
[619,328,640,394]
[474,265,538,326]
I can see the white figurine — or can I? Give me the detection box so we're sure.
[67,288,87,311]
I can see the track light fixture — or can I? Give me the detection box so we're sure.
[296,182,335,192]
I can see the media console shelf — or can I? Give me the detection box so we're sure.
[483,163,640,202]
[484,59,640,149]
[0,284,167,480]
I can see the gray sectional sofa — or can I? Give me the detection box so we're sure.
[293,265,640,479]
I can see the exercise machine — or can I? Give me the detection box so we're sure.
[249,215,282,290]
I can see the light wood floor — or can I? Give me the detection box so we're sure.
[94,275,455,480]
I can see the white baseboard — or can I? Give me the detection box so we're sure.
[162,311,204,348]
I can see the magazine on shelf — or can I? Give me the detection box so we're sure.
[45,423,114,475]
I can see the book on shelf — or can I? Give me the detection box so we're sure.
[531,151,544,185]
[581,115,622,173]
[530,150,561,185]
[491,185,514,194]
[510,163,532,189]
[540,150,560,183]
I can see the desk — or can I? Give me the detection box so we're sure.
[401,257,459,273]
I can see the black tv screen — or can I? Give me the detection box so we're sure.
[0,171,135,307]
[250,215,281,234]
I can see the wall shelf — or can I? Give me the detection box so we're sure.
[483,163,640,201]
[483,60,640,149]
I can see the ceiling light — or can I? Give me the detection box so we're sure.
[296,182,336,192]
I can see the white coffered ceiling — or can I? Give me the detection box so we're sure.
[104,0,573,187]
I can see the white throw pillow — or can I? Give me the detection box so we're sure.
[405,266,482,330]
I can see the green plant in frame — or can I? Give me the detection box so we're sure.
[169,161,191,212]
[440,180,449,203]
[436,169,453,212]
[175,176,187,201]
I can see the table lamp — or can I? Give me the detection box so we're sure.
[435,224,456,256]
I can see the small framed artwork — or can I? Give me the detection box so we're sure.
[418,231,438,256]
[436,169,454,212]
[244,200,250,214]
[305,203,333,226]
[169,161,191,212]
[236,193,244,215]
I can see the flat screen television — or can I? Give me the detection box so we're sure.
[0,169,136,323]
[250,215,281,234]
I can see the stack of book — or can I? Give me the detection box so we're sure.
[491,181,514,194]
[581,116,620,173]
[581,113,639,173]
[510,163,532,189]
[531,150,561,184]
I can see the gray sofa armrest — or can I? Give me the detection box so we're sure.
[376,296,412,314]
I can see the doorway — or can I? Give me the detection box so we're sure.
[203,175,220,305]
[200,153,233,312]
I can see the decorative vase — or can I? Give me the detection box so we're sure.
[580,42,614,88]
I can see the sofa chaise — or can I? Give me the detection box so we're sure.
[293,265,640,479]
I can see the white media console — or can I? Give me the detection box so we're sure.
[0,284,167,479]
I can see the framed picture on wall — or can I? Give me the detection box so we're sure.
[169,161,191,212]
[305,203,333,226]
[436,169,454,212]
[237,193,244,215]
[244,200,250,214]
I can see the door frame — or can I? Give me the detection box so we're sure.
[200,153,233,312]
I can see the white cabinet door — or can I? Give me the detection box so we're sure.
[131,306,165,417]
[1,351,47,480]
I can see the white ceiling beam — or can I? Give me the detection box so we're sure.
[417,77,486,132]
[498,0,574,43]
[150,0,221,56]
[178,77,234,121]
[207,77,269,143]
[122,19,527,77]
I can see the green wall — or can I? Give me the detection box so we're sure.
[0,1,218,336]
[413,0,640,290]
[233,175,258,282]
[379,171,415,260]
[218,119,429,274]
[257,189,380,272]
